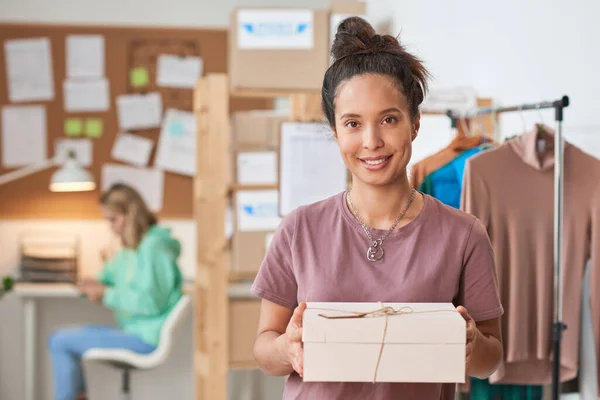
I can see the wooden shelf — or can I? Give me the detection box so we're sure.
[230,88,319,99]
[230,184,278,192]
[229,272,257,283]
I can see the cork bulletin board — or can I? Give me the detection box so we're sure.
[0,23,268,220]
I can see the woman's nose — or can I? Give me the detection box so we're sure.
[362,125,384,150]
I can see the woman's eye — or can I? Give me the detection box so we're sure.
[346,121,359,128]
[383,116,397,124]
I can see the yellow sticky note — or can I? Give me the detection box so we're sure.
[85,118,103,138]
[65,118,83,137]
[130,67,149,88]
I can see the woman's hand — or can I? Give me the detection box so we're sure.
[78,279,105,302]
[284,301,306,377]
[457,306,478,370]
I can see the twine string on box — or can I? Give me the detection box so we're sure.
[310,303,459,383]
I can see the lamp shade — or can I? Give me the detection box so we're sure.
[49,156,96,192]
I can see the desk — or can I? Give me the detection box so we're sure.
[12,281,252,400]
[14,283,80,400]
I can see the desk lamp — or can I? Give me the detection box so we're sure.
[0,150,96,192]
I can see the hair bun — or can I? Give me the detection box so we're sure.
[331,16,400,61]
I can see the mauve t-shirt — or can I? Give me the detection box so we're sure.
[251,192,504,400]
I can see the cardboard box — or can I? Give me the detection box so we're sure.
[229,8,329,90]
[232,110,288,151]
[232,110,287,187]
[330,1,367,57]
[232,230,274,275]
[229,299,261,365]
[302,302,466,383]
[231,190,280,274]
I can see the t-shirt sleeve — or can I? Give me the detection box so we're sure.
[250,209,299,310]
[456,217,504,322]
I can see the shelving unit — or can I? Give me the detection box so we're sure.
[193,73,323,400]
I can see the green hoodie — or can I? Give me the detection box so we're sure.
[97,225,183,347]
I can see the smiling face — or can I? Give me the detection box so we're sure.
[333,73,420,188]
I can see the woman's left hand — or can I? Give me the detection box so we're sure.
[457,306,478,370]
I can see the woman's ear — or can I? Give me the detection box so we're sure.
[331,125,338,139]
[412,113,421,141]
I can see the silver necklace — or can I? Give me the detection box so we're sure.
[347,187,417,262]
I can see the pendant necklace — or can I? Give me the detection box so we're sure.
[347,187,416,262]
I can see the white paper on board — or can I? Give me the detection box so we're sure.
[66,35,105,78]
[63,78,110,112]
[236,190,281,232]
[154,108,196,176]
[237,9,314,50]
[156,54,203,89]
[116,92,163,131]
[1,105,47,167]
[111,133,154,167]
[279,122,347,216]
[102,164,164,212]
[237,151,277,185]
[4,38,54,102]
[54,138,93,167]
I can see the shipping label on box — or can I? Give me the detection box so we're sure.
[237,9,315,50]
[302,302,466,383]
[236,151,278,185]
[236,190,281,232]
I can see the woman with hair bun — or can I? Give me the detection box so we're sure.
[251,16,504,399]
[252,16,505,399]
[48,183,183,400]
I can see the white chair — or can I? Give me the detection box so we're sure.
[83,295,192,400]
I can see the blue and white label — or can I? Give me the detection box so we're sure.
[236,190,282,232]
[237,9,314,50]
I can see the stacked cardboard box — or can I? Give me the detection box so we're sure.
[231,110,288,276]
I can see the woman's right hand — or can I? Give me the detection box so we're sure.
[284,301,307,377]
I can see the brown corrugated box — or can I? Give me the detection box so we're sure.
[229,8,330,91]
[231,110,285,275]
[331,0,366,14]
[231,110,288,151]
[229,299,261,366]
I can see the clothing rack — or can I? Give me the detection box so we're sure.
[449,96,570,400]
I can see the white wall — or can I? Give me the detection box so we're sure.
[369,0,600,162]
[368,1,600,399]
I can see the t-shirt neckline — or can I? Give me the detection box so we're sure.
[338,189,431,238]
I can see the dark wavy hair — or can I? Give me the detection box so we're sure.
[322,17,431,128]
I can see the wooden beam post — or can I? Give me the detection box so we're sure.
[194,73,230,400]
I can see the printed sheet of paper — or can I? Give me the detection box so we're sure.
[279,122,347,215]
[236,190,281,232]
[4,38,54,102]
[1,105,47,167]
[63,78,110,112]
[154,108,196,176]
[54,138,92,167]
[237,151,277,185]
[66,35,105,78]
[111,133,154,167]
[156,54,203,89]
[102,164,164,212]
[116,92,162,131]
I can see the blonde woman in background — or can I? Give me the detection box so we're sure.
[48,183,183,400]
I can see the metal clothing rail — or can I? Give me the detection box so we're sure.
[448,96,570,400]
